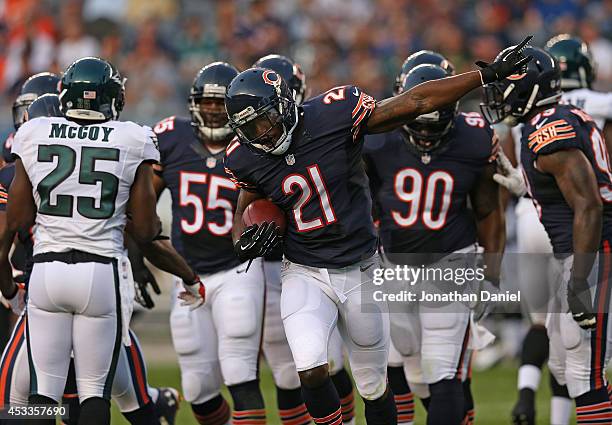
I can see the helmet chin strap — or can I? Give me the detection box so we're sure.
[269,104,299,156]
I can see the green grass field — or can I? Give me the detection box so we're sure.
[110,362,575,425]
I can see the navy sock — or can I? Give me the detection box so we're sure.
[301,376,341,424]
[362,389,398,425]
[427,379,463,425]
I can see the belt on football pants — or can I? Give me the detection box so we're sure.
[33,250,114,264]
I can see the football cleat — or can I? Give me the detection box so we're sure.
[154,387,181,425]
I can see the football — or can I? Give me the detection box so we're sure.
[242,198,287,233]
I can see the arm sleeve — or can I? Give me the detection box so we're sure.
[0,182,7,211]
[223,143,259,192]
[316,85,377,142]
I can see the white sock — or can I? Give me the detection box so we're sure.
[517,364,541,391]
[147,386,159,403]
[343,419,356,425]
[550,396,572,425]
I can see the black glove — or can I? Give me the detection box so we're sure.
[133,264,161,309]
[567,276,597,330]
[234,222,281,262]
[476,35,533,84]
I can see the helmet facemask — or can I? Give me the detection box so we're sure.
[190,86,233,142]
[231,96,298,155]
[12,93,38,129]
[403,106,456,153]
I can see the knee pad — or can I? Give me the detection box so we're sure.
[221,357,258,387]
[349,352,387,400]
[560,314,583,350]
[409,382,430,400]
[181,369,221,405]
[272,362,301,390]
[218,294,257,339]
[547,357,566,388]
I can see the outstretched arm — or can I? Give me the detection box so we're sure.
[366,36,533,134]
[366,72,483,133]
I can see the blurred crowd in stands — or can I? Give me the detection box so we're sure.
[0,0,611,132]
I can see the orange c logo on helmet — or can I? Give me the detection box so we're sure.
[507,73,527,81]
[262,70,281,86]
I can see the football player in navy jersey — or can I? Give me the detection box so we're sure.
[151,61,268,425]
[224,37,532,425]
[0,91,188,425]
[253,53,357,425]
[481,47,612,424]
[364,63,505,425]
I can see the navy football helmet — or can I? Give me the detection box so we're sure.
[225,68,298,155]
[394,50,455,95]
[401,64,458,153]
[189,61,239,142]
[253,54,307,105]
[26,94,63,121]
[480,46,561,125]
[12,72,60,130]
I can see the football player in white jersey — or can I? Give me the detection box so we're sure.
[498,35,612,425]
[0,57,161,425]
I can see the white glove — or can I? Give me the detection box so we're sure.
[178,276,206,310]
[493,151,527,197]
[1,283,26,316]
[471,279,500,322]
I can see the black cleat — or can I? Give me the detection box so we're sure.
[511,397,535,425]
[154,387,181,425]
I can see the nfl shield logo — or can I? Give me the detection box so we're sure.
[421,153,431,164]
[206,157,217,168]
[285,154,295,165]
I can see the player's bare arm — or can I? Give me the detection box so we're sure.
[151,164,167,199]
[139,239,197,283]
[0,160,35,297]
[366,36,533,134]
[537,149,602,280]
[231,188,264,244]
[126,162,162,243]
[472,163,506,282]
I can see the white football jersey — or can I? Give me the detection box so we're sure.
[11,117,160,257]
[561,88,612,130]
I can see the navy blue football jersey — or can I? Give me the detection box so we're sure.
[364,112,495,258]
[0,163,34,276]
[154,116,240,274]
[224,85,378,268]
[520,104,612,254]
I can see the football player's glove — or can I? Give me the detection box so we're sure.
[1,282,26,316]
[476,36,533,84]
[567,276,597,330]
[493,151,527,197]
[178,275,206,310]
[234,223,281,262]
[133,266,161,309]
[471,278,499,322]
